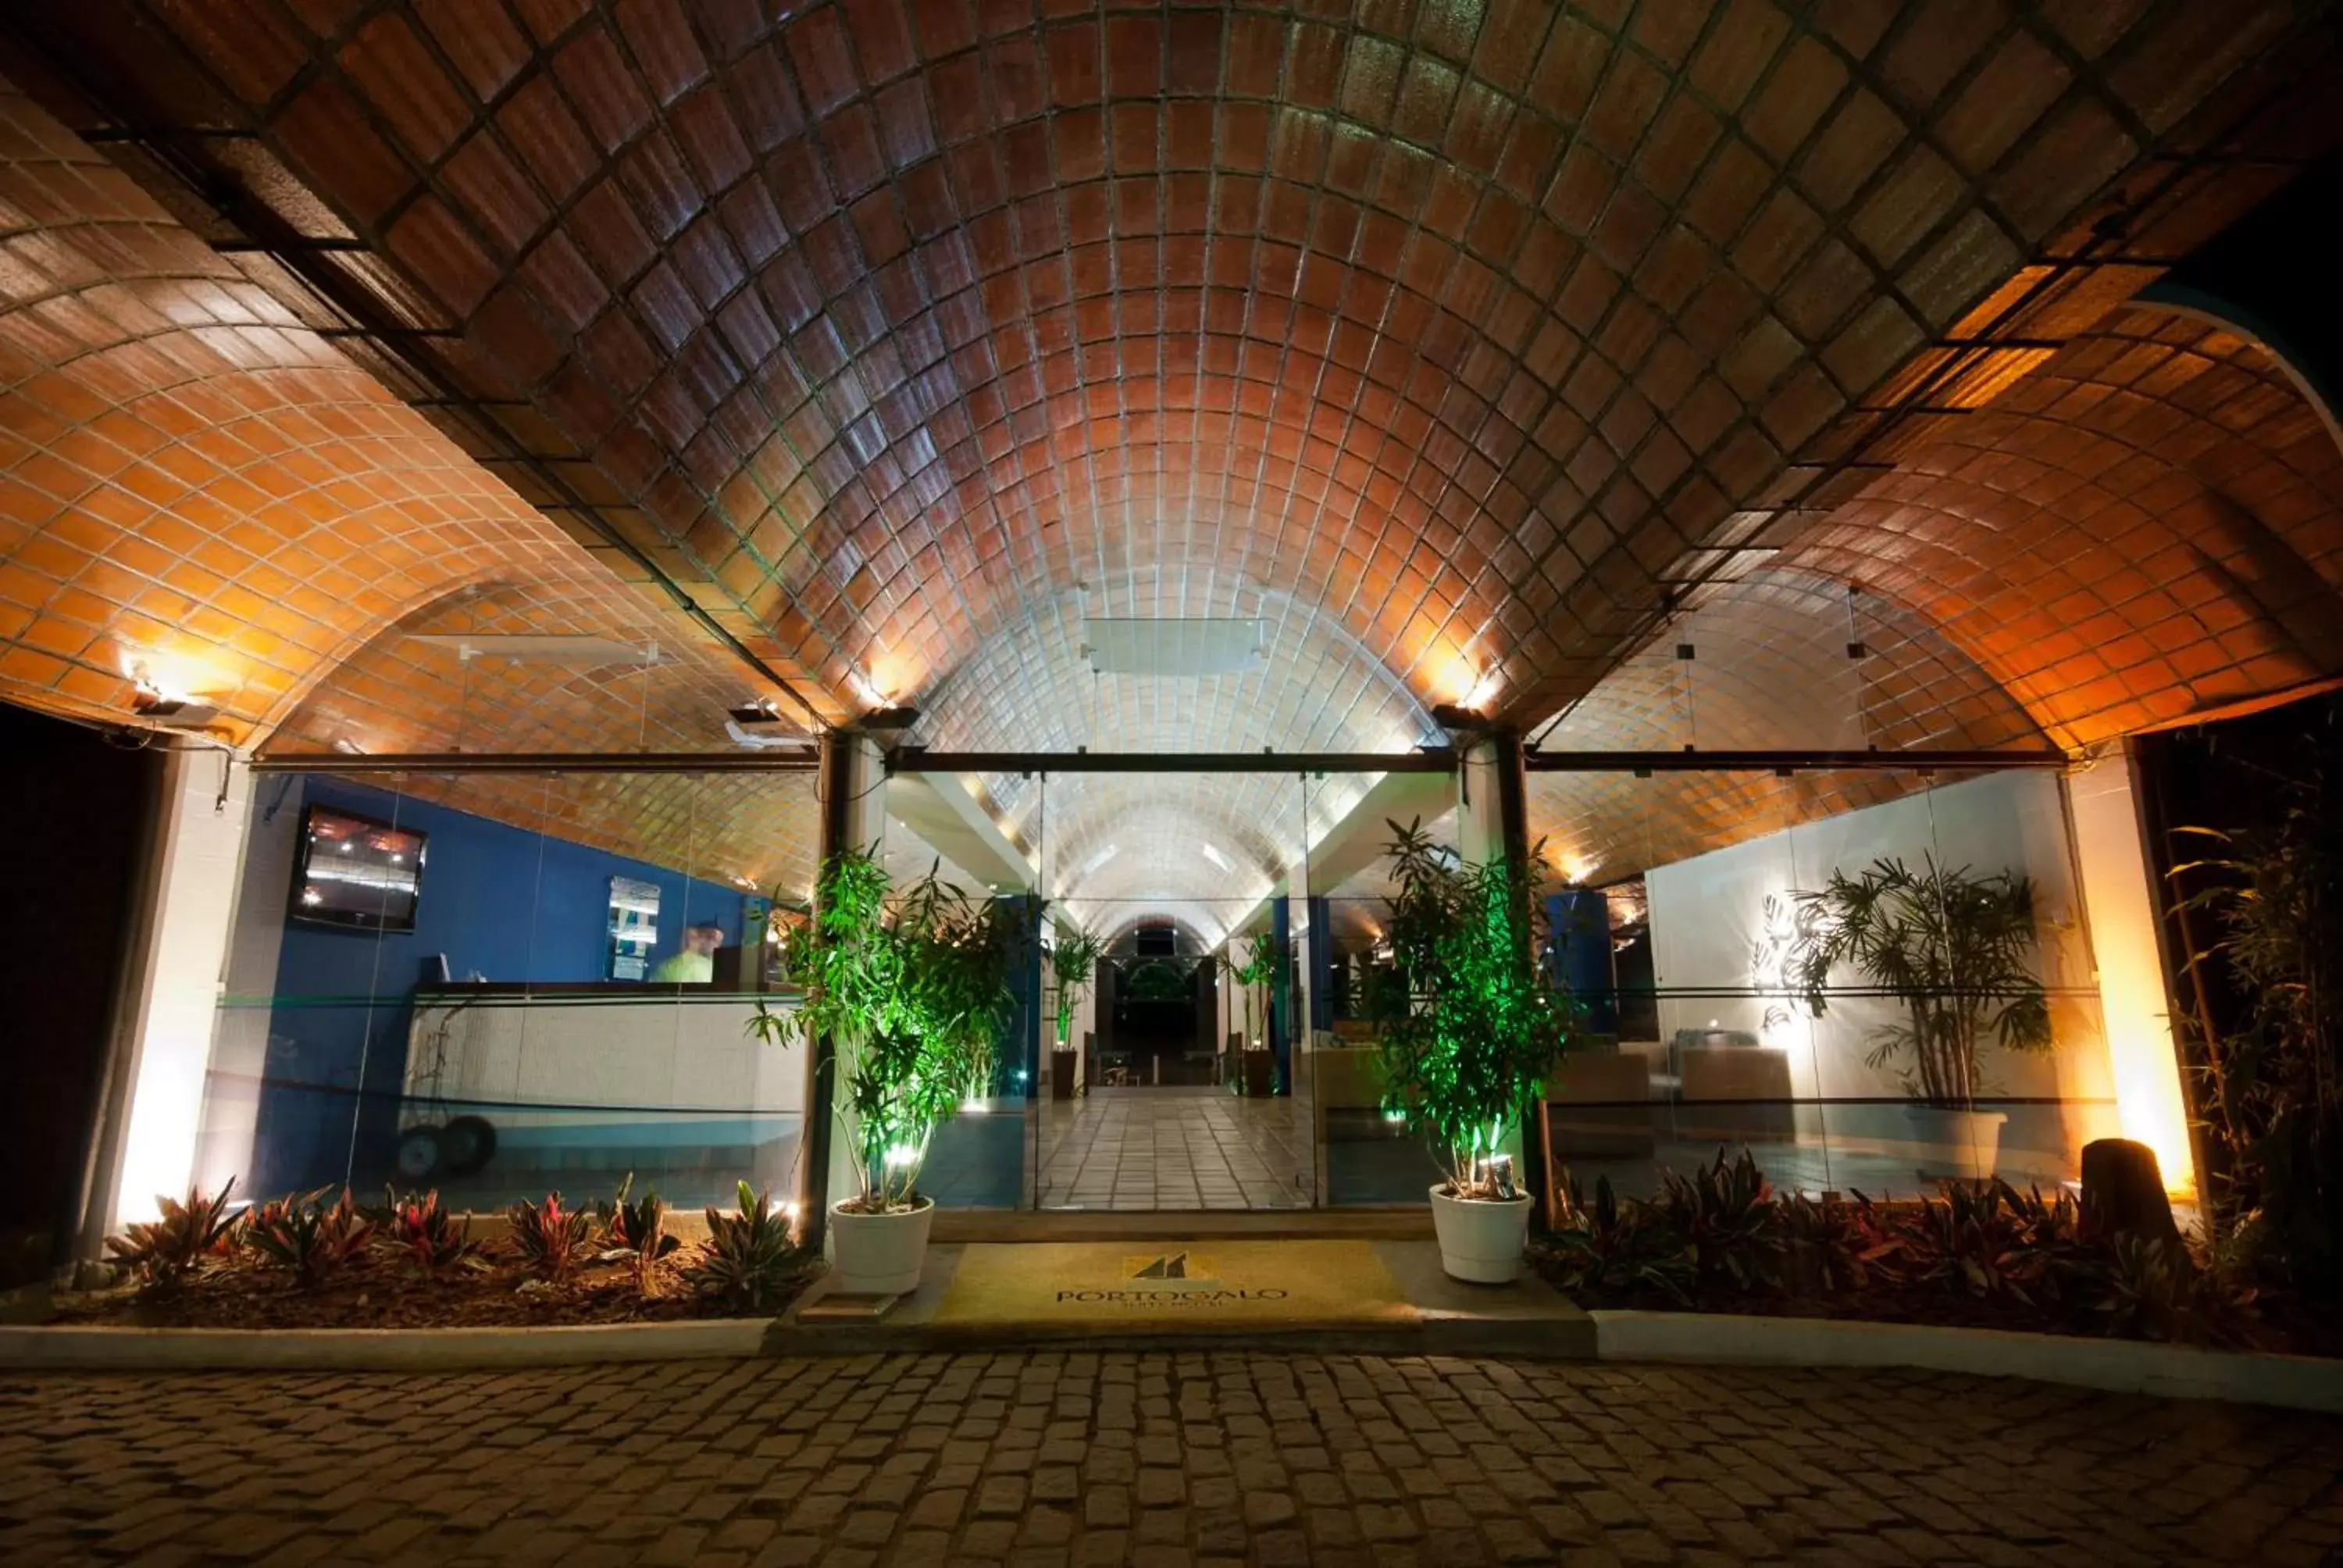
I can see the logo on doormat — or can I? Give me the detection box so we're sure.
[1051,1250,1289,1308]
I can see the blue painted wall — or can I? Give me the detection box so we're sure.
[1546,889,1617,1035]
[252,778,747,1193]
[1307,894,1334,1033]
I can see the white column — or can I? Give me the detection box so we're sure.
[2068,750,2196,1197]
[1457,739,1507,866]
[107,749,252,1226]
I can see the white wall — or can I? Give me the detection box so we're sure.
[189,772,301,1193]
[2068,750,2194,1194]
[111,750,252,1224]
[1646,772,2113,1164]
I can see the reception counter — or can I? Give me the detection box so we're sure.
[398,984,808,1204]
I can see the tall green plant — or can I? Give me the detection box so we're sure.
[754,846,1025,1213]
[1050,923,1106,1047]
[2170,768,2343,1286]
[1221,938,1286,1046]
[1361,819,1578,1199]
[1778,855,2052,1110]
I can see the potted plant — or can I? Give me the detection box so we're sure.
[1048,923,1105,1099]
[1778,854,2052,1180]
[1363,821,1578,1282]
[754,847,1023,1295]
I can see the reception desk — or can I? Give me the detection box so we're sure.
[398,984,808,1204]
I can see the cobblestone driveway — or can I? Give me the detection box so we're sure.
[2,1354,2339,1566]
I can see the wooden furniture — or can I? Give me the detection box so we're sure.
[1676,1046,1796,1143]
[1540,1048,1655,1161]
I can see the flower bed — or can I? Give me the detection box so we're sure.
[1530,1149,2341,1360]
[66,1178,819,1331]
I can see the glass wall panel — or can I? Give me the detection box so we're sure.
[193,768,821,1219]
[1576,764,2120,1207]
[1022,770,1311,1212]
[1317,794,1459,1207]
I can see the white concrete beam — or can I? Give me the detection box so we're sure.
[884,771,1035,891]
[1223,768,1458,940]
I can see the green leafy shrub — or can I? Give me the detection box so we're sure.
[1652,1149,1783,1293]
[1544,1174,1696,1303]
[755,846,1028,1213]
[1778,1189,1907,1295]
[508,1192,594,1281]
[2166,759,2343,1292]
[245,1188,375,1288]
[2085,1232,2258,1348]
[685,1182,805,1311]
[105,1180,240,1290]
[1363,819,1578,1198]
[383,1188,477,1273]
[1901,1179,2085,1305]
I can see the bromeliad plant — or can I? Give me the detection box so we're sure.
[383,1188,478,1274]
[1361,819,1578,1200]
[595,1173,680,1290]
[245,1188,376,1288]
[105,1180,241,1290]
[1050,923,1107,1049]
[754,846,1028,1214]
[686,1181,806,1311]
[508,1192,594,1281]
[1776,855,2053,1109]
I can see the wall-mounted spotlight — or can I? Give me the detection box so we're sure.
[1429,702,1489,730]
[131,683,219,729]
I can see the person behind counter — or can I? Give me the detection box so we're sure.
[650,922,723,983]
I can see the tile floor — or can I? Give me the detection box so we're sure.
[1036,1086,1309,1210]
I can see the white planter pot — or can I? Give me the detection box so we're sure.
[829,1197,935,1297]
[1904,1107,2008,1181]
[1428,1185,1533,1284]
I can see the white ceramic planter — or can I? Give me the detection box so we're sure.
[829,1197,935,1296]
[1428,1185,1533,1284]
[1904,1106,2007,1181]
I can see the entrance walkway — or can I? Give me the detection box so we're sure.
[3,1354,2336,1564]
[1038,1087,1307,1210]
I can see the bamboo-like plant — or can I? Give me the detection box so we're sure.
[1049,923,1106,1049]
[753,846,1026,1213]
[1221,938,1286,1046]
[1778,855,2052,1109]
[1361,819,1578,1199]
[2168,764,2343,1286]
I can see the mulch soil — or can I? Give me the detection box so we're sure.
[51,1247,821,1331]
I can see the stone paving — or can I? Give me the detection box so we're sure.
[2,1353,2341,1566]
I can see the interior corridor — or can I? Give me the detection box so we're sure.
[1036,1088,1308,1211]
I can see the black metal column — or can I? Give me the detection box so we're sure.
[797,733,858,1249]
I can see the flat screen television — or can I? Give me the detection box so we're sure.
[291,803,426,932]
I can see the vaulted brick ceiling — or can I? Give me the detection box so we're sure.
[5,2,2343,921]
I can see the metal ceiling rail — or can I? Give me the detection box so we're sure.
[1522,748,2070,773]
[890,747,2071,775]
[249,751,818,775]
[248,746,2068,777]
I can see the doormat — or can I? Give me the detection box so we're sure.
[933,1240,1414,1326]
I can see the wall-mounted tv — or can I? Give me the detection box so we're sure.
[291,803,426,932]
